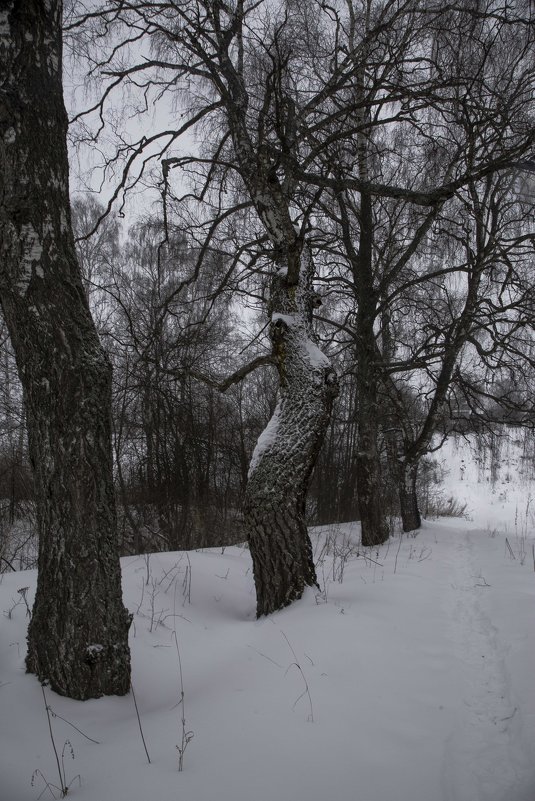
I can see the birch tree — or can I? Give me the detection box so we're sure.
[0,0,131,698]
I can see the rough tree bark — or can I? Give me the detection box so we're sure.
[245,249,338,616]
[0,0,131,699]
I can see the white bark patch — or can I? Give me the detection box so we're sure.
[42,216,54,237]
[45,37,59,73]
[248,399,282,478]
[18,223,43,291]
[48,171,68,198]
[3,127,16,144]
[57,327,73,360]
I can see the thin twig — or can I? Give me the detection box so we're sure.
[48,710,100,745]
[280,630,314,722]
[41,685,67,796]
[172,630,193,770]
[505,537,516,559]
[394,532,403,574]
[0,555,16,571]
[131,681,151,763]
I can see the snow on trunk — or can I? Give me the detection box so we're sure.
[245,249,338,617]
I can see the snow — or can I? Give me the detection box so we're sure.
[270,313,330,367]
[302,337,330,368]
[1,435,535,801]
[247,397,282,477]
[271,312,297,326]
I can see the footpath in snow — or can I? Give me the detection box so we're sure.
[1,434,534,801]
[441,523,533,801]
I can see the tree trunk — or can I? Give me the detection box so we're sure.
[204,12,338,614]
[245,251,338,616]
[356,421,390,546]
[399,461,421,533]
[346,41,389,549]
[384,428,422,534]
[0,0,131,699]
[354,192,389,548]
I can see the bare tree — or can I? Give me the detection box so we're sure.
[0,0,131,698]
[305,0,534,537]
[69,0,341,615]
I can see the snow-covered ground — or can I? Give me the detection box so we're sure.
[1,433,534,801]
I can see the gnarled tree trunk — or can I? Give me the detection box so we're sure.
[0,0,131,699]
[245,251,338,616]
